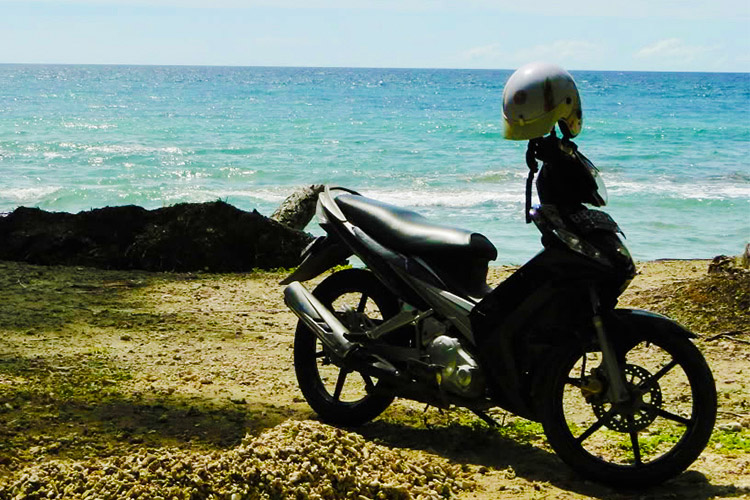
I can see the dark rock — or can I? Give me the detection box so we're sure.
[0,202,313,272]
[708,251,750,275]
[271,184,325,230]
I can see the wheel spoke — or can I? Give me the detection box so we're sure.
[566,377,583,387]
[332,369,349,402]
[639,359,678,391]
[642,404,692,426]
[576,409,615,443]
[315,350,326,359]
[356,293,369,313]
[361,373,375,391]
[628,418,643,466]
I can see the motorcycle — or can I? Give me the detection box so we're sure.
[281,133,717,487]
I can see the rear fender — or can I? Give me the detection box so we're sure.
[280,236,352,285]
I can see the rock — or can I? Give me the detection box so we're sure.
[709,256,738,274]
[708,255,734,274]
[717,422,743,433]
[271,184,325,230]
[0,201,313,272]
[709,244,750,274]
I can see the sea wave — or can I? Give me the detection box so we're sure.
[52,143,187,155]
[462,170,527,183]
[2,186,61,203]
[62,122,118,130]
[192,186,523,209]
[607,180,750,200]
[359,188,520,207]
[83,145,186,155]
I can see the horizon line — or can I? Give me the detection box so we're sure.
[1,62,748,75]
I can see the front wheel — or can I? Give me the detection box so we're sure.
[540,327,716,487]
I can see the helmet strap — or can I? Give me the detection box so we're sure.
[558,120,572,139]
[524,139,540,223]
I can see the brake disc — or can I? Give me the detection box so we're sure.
[591,364,662,433]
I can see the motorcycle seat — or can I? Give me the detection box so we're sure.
[335,194,498,262]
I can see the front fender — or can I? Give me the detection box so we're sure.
[608,309,697,339]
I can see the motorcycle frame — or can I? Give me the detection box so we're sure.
[283,186,681,420]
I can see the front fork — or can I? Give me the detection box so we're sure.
[590,289,629,404]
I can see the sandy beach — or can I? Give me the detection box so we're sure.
[0,259,748,499]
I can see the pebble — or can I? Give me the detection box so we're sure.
[0,420,474,499]
[717,422,743,433]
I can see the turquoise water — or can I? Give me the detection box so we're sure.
[1,65,748,264]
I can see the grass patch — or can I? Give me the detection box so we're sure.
[710,428,750,453]
[0,352,258,473]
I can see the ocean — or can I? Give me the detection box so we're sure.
[0,65,748,264]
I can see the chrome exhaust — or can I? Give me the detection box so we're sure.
[283,281,354,358]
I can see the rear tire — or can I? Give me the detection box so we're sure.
[293,269,399,426]
[540,327,716,486]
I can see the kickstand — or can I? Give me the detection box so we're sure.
[471,409,501,428]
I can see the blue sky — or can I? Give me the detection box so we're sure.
[1,0,748,71]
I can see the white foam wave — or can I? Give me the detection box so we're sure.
[211,187,522,208]
[462,170,527,183]
[2,186,60,202]
[63,122,118,130]
[360,188,520,207]
[608,180,750,200]
[56,143,186,155]
[83,145,186,155]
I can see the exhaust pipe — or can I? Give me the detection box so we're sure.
[284,281,404,383]
[284,281,354,358]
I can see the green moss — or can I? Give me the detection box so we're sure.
[710,428,750,453]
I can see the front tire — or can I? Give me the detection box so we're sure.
[293,269,399,426]
[540,327,716,487]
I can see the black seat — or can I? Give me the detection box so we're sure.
[335,194,497,298]
[335,194,497,261]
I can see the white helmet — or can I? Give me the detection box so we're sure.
[502,62,582,140]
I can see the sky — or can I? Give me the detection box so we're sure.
[1,0,749,72]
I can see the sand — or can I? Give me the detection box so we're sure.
[0,259,747,499]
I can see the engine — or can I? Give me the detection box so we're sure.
[425,333,484,398]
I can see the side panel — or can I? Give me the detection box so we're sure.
[280,236,352,285]
[471,247,623,420]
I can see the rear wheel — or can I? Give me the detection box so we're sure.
[293,269,399,426]
[540,327,716,486]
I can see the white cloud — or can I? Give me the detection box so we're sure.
[637,38,706,59]
[463,43,502,61]
[512,40,605,66]
[635,38,721,66]
[456,39,607,70]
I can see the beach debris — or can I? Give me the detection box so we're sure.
[0,201,313,272]
[0,419,475,499]
[271,184,325,230]
[706,330,750,345]
[708,245,750,274]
